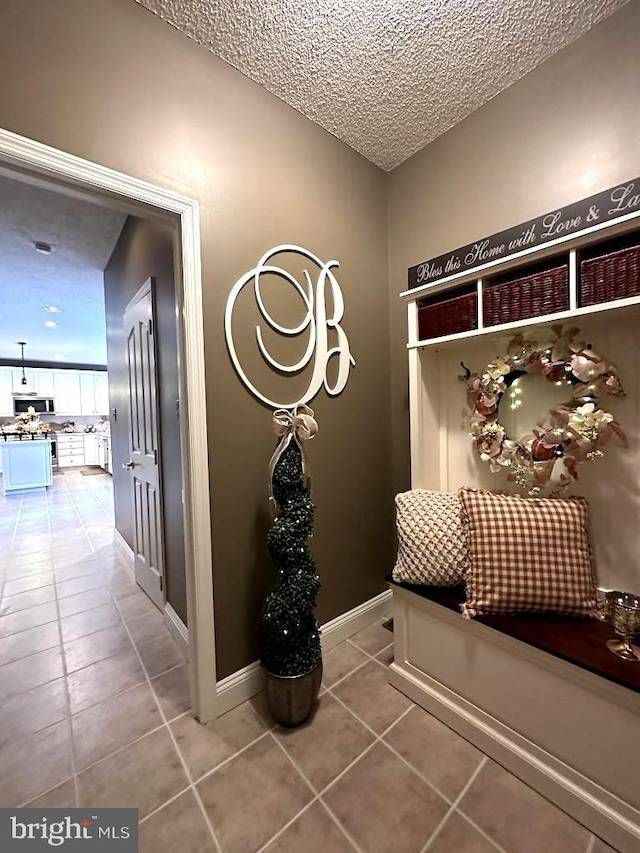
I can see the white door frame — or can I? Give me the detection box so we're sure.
[0,127,217,722]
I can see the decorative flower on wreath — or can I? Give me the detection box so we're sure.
[460,326,627,495]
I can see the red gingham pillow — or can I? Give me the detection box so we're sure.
[458,488,598,619]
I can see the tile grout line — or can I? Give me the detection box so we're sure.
[48,474,81,807]
[345,635,393,662]
[452,808,511,853]
[257,699,418,853]
[0,495,24,601]
[326,685,462,810]
[49,532,81,810]
[19,773,76,808]
[187,731,272,789]
[266,731,365,853]
[420,756,491,853]
[324,651,376,691]
[111,594,223,853]
[254,800,321,853]
[60,472,96,556]
[320,634,392,692]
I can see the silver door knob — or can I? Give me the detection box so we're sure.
[122,460,135,470]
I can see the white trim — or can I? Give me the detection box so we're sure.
[215,589,393,716]
[0,127,217,722]
[389,587,640,853]
[164,603,190,660]
[215,661,265,717]
[389,664,640,853]
[320,589,392,652]
[114,528,134,560]
[408,291,640,350]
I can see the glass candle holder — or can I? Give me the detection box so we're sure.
[606,593,640,662]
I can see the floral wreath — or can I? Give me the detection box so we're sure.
[461,326,627,495]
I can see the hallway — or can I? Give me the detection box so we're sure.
[0,472,615,852]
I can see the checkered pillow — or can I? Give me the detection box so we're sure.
[392,490,468,587]
[459,488,598,618]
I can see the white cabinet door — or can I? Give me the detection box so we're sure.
[54,372,82,415]
[94,373,109,415]
[34,372,55,397]
[0,370,13,416]
[97,438,106,469]
[84,434,99,465]
[12,369,35,395]
[80,374,97,415]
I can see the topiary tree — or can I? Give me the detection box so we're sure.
[261,425,321,678]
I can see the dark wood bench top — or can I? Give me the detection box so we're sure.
[388,577,640,695]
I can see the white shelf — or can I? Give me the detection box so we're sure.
[409,292,640,350]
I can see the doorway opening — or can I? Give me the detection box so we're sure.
[0,129,216,754]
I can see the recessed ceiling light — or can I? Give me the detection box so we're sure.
[44,306,62,313]
[54,353,66,361]
[43,320,58,328]
[34,242,53,254]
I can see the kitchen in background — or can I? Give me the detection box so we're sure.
[0,174,125,495]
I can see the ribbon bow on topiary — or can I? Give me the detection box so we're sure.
[268,405,318,499]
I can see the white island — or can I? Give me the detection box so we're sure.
[0,437,53,495]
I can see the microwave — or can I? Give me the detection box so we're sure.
[13,397,57,416]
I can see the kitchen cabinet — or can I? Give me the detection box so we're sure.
[80,372,109,415]
[0,367,109,417]
[54,372,82,416]
[57,433,85,468]
[94,373,109,415]
[0,438,53,494]
[0,371,13,416]
[83,434,99,465]
[34,372,55,397]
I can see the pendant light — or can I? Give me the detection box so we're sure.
[12,341,37,396]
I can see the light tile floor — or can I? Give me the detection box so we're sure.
[0,471,620,852]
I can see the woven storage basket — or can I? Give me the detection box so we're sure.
[483,264,569,327]
[418,291,477,340]
[580,244,640,306]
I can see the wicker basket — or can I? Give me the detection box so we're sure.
[580,244,640,306]
[483,264,569,327]
[418,291,477,340]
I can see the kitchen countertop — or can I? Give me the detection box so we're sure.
[1,434,53,442]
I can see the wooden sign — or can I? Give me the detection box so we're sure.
[408,177,640,290]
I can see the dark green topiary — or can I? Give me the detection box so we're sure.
[261,441,321,677]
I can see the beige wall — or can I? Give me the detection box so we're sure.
[0,0,392,678]
[387,0,640,498]
[3,0,639,679]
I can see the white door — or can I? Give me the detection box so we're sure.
[123,280,165,610]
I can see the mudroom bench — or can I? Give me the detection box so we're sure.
[388,579,640,853]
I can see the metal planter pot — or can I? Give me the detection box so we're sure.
[264,660,323,727]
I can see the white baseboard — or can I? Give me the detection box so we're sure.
[320,589,392,652]
[164,603,190,660]
[215,588,393,717]
[215,661,265,717]
[114,528,134,560]
[389,661,640,853]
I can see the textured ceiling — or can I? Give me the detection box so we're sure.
[135,0,629,170]
[0,175,125,364]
